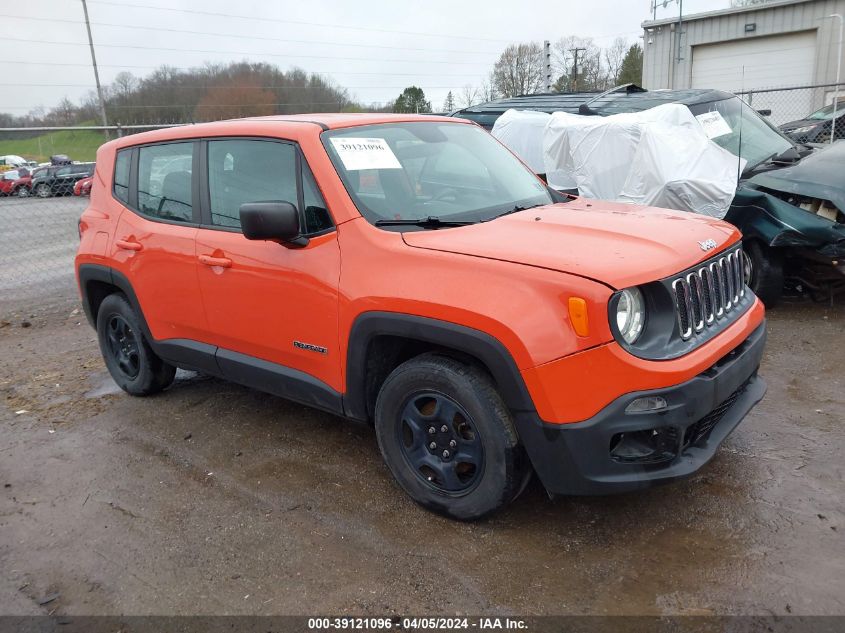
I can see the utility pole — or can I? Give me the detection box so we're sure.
[828,13,843,145]
[544,40,552,93]
[570,47,586,91]
[81,0,109,138]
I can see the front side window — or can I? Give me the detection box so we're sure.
[113,150,130,203]
[207,139,297,229]
[322,122,552,228]
[138,143,194,222]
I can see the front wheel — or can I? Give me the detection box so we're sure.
[374,353,530,521]
[745,241,784,307]
[34,183,51,198]
[96,294,176,396]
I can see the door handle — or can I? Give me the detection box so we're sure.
[115,239,143,251]
[199,254,232,268]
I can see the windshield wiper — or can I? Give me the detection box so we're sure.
[483,203,545,222]
[374,216,474,228]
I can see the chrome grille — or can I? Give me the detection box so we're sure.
[672,248,747,340]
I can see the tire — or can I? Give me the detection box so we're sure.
[96,293,176,396]
[745,240,783,308]
[34,183,51,198]
[374,353,530,521]
[15,186,30,198]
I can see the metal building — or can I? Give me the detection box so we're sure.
[641,0,844,123]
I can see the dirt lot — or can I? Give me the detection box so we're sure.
[0,295,843,618]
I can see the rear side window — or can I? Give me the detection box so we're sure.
[113,150,130,203]
[138,143,194,222]
[207,139,297,229]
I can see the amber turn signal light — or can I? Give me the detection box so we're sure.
[568,297,589,337]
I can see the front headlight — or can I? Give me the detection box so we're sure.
[791,125,817,134]
[615,287,645,344]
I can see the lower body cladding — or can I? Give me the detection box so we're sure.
[514,322,767,496]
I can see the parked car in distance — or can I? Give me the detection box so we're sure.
[74,176,93,196]
[452,87,845,306]
[0,168,33,197]
[50,154,72,166]
[779,101,845,144]
[31,162,95,197]
[76,114,767,520]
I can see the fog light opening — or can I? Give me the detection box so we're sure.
[609,427,678,464]
[625,396,668,413]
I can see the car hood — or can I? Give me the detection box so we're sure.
[780,118,821,131]
[748,141,845,213]
[401,199,739,289]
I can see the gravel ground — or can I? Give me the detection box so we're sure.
[0,297,843,617]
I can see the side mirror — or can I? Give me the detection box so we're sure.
[756,109,772,117]
[239,201,308,247]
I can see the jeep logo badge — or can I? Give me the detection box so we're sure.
[698,239,718,251]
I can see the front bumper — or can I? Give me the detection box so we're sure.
[513,321,767,496]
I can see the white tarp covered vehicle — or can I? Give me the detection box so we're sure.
[491,104,746,219]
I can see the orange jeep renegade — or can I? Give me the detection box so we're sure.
[76,114,767,520]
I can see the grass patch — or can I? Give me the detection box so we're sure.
[0,129,107,163]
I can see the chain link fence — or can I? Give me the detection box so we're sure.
[735,82,844,145]
[0,125,176,322]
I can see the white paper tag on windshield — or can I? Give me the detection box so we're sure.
[329,137,402,171]
[695,111,732,139]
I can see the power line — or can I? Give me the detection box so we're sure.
[86,0,513,44]
[3,36,491,67]
[0,61,481,77]
[3,15,498,56]
[0,83,468,90]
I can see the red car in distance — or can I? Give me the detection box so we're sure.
[74,176,93,196]
[0,168,33,197]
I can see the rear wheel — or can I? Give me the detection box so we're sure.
[15,186,30,198]
[34,183,51,198]
[96,294,176,396]
[745,240,784,307]
[374,353,529,521]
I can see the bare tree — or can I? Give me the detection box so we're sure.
[111,71,137,99]
[492,42,544,98]
[553,36,605,91]
[459,84,481,108]
[604,37,629,86]
[480,72,498,102]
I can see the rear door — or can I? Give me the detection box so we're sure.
[109,141,209,349]
[194,137,342,393]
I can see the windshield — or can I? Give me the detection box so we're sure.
[806,103,843,120]
[686,96,793,172]
[322,122,553,227]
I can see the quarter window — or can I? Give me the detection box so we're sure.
[302,162,333,234]
[138,143,194,222]
[113,150,130,203]
[207,139,297,229]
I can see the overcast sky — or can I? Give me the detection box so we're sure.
[2,0,729,116]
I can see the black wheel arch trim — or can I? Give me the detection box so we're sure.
[343,312,537,422]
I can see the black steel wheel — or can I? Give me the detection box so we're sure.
[397,391,484,494]
[96,293,176,396]
[104,314,141,379]
[374,353,530,521]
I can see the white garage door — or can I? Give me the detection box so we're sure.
[691,31,817,124]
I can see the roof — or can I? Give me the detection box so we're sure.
[450,88,736,128]
[107,112,471,150]
[642,0,818,28]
